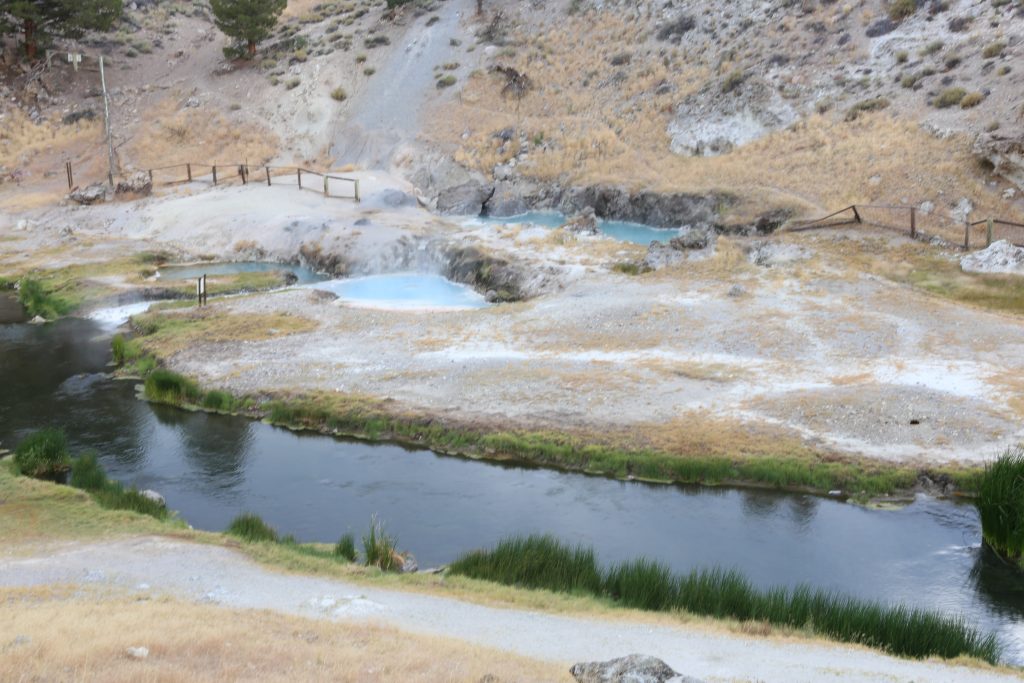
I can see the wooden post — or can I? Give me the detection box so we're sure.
[964,221,970,250]
[148,169,154,186]
[297,168,302,189]
[65,161,73,190]
[239,164,247,185]
[186,163,192,182]
[909,207,916,239]
[354,179,360,202]
[99,56,115,188]
[851,205,861,224]
[196,276,202,306]
[323,174,329,196]
[265,166,271,186]
[212,165,218,185]
[987,218,994,247]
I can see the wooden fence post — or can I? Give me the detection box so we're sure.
[239,164,247,185]
[212,165,218,185]
[323,174,329,196]
[266,167,271,186]
[297,168,302,189]
[354,179,360,202]
[909,207,916,239]
[65,161,73,190]
[851,205,861,224]
[964,221,970,250]
[186,163,192,182]
[986,218,994,247]
[148,169,154,186]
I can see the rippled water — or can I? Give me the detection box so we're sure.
[475,211,684,245]
[2,317,1023,663]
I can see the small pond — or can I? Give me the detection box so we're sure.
[309,273,488,310]
[474,211,684,246]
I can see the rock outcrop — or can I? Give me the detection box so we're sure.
[69,183,108,205]
[115,171,153,196]
[974,132,1024,191]
[569,654,703,683]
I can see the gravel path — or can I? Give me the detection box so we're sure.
[1,536,1020,683]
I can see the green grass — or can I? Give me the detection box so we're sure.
[144,369,201,405]
[66,452,168,520]
[449,535,1002,664]
[362,516,399,571]
[17,278,74,320]
[13,429,71,479]
[227,513,279,543]
[977,446,1024,565]
[202,389,236,412]
[334,533,357,562]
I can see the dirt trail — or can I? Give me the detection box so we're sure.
[0,536,1019,683]
[330,0,473,169]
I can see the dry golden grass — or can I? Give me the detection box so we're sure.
[122,97,279,170]
[630,411,820,461]
[135,309,319,356]
[0,108,103,171]
[0,589,568,682]
[426,10,1020,222]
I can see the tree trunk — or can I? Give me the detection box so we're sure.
[23,19,37,60]
[247,40,257,58]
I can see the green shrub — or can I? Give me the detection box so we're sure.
[227,513,279,542]
[933,87,967,108]
[286,77,301,90]
[362,515,399,571]
[385,0,412,9]
[17,278,71,320]
[982,41,1006,59]
[450,535,1000,663]
[436,74,457,88]
[977,446,1024,563]
[111,334,144,366]
[960,91,984,108]
[920,40,944,56]
[845,97,890,121]
[889,0,916,21]
[92,484,168,519]
[202,390,235,412]
[144,369,200,405]
[69,452,107,491]
[721,69,745,94]
[14,428,71,479]
[334,533,357,562]
[330,86,347,101]
[363,67,375,76]
[895,50,909,63]
[355,53,367,63]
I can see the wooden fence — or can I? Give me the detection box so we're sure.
[64,160,360,202]
[789,204,1024,249]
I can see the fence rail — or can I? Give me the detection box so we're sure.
[63,160,360,202]
[788,204,1024,250]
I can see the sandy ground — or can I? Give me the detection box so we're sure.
[3,179,1023,466]
[0,536,1020,683]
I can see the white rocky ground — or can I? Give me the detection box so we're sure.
[5,179,1023,467]
[1,536,1020,683]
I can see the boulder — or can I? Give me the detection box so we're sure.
[140,489,165,507]
[569,655,703,683]
[642,242,685,271]
[961,240,1024,275]
[436,182,494,216]
[669,226,713,250]
[115,171,153,196]
[563,207,599,235]
[69,183,108,205]
[974,132,1024,191]
[125,646,149,660]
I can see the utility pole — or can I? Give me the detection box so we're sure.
[99,55,115,188]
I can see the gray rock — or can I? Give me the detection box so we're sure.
[115,171,153,196]
[570,655,703,683]
[558,186,725,228]
[974,131,1024,192]
[642,242,685,270]
[185,96,200,108]
[69,183,108,205]
[563,207,599,235]
[140,490,165,506]
[125,646,149,660]
[436,182,494,216]
[372,188,418,208]
[669,226,712,250]
[493,164,514,181]
[401,553,418,573]
[727,284,746,298]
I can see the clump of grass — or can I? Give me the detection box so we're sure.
[362,515,399,571]
[14,428,71,479]
[889,0,916,21]
[286,77,301,90]
[144,369,200,405]
[612,262,647,276]
[933,87,967,108]
[845,97,889,121]
[330,86,347,101]
[449,534,602,594]
[436,74,457,88]
[202,390,235,412]
[960,91,984,108]
[363,67,375,76]
[111,334,143,366]
[720,69,745,94]
[355,53,367,63]
[894,50,908,64]
[334,533,357,562]
[450,535,1001,663]
[69,453,167,520]
[17,278,72,320]
[227,513,279,543]
[977,446,1024,565]
[920,40,944,56]
[982,41,1006,59]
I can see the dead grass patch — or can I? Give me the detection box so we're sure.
[0,590,568,682]
[134,308,319,356]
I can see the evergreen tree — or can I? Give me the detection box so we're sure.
[0,0,122,60]
[209,0,286,58]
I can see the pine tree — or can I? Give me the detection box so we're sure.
[209,0,287,58]
[0,0,122,60]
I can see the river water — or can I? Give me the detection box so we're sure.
[2,316,1023,662]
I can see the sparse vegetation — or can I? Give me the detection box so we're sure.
[450,534,1001,664]
[977,446,1024,567]
[933,87,967,108]
[144,368,201,405]
[362,516,399,571]
[921,40,944,56]
[845,97,890,121]
[895,50,909,64]
[13,429,71,479]
[720,69,746,94]
[888,0,917,22]
[286,77,301,89]
[68,453,168,520]
[959,91,984,108]
[330,86,347,101]
[228,513,279,542]
[334,533,357,562]
[436,74,457,88]
[982,41,1006,59]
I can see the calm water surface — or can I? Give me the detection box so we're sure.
[2,317,1022,662]
[475,211,684,245]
